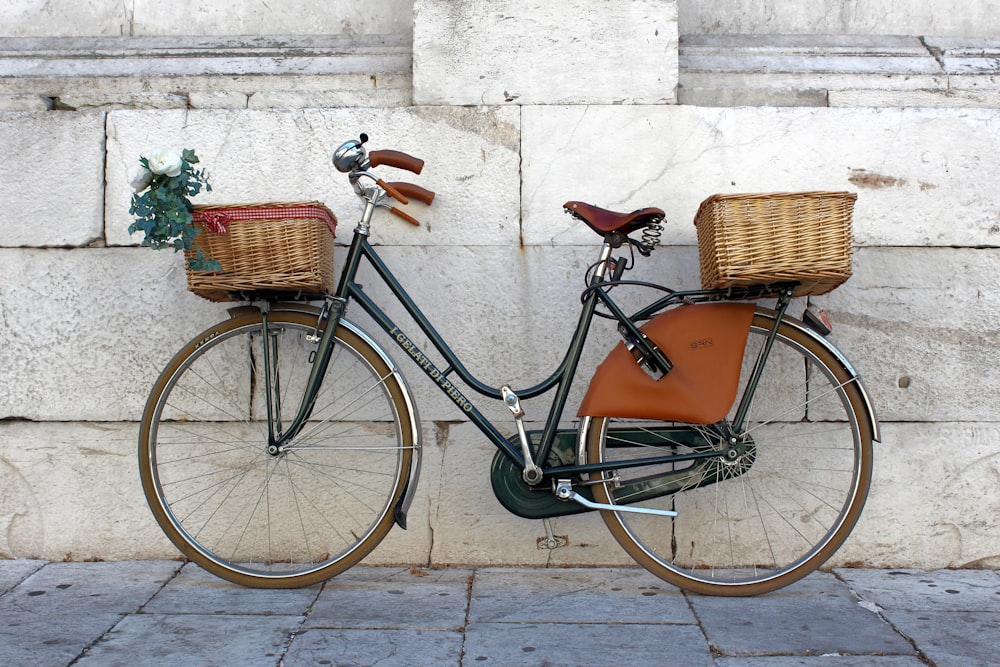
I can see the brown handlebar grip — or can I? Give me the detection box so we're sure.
[386,181,435,206]
[390,207,421,226]
[369,149,424,175]
[376,179,409,205]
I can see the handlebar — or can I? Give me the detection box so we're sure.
[369,149,424,175]
[386,181,435,206]
[334,135,433,227]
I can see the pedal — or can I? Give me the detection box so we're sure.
[536,518,568,550]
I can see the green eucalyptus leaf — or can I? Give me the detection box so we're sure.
[127,148,211,255]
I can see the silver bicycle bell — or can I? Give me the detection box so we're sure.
[333,133,369,173]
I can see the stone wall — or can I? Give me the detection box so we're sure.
[1,0,999,570]
[678,0,1000,36]
[0,1,412,36]
[8,0,999,39]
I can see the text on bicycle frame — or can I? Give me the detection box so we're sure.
[388,325,475,413]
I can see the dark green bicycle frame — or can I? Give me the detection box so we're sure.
[267,229,794,482]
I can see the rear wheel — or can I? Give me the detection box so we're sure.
[584,312,873,596]
[139,310,414,588]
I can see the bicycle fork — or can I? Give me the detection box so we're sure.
[260,296,348,453]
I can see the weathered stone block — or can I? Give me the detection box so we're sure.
[677,1,1000,37]
[130,0,412,36]
[413,0,678,105]
[247,85,411,110]
[0,111,105,247]
[0,248,226,421]
[680,34,943,92]
[0,35,413,109]
[0,1,131,37]
[55,92,190,111]
[8,418,996,570]
[0,1,412,37]
[679,86,828,107]
[813,247,1000,423]
[0,421,172,560]
[840,422,1000,569]
[0,240,665,424]
[187,91,249,110]
[521,105,1000,248]
[829,88,1000,108]
[0,93,51,111]
[105,107,520,248]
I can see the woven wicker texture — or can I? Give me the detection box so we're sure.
[184,201,337,302]
[694,191,856,297]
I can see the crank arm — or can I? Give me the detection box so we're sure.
[555,480,677,517]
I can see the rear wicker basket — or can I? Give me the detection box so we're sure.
[694,191,856,297]
[185,201,337,302]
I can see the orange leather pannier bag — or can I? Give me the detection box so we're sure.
[578,302,756,424]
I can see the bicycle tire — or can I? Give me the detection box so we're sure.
[139,310,414,588]
[583,311,873,596]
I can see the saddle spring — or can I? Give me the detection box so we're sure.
[640,217,664,250]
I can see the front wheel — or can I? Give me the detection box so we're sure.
[584,312,873,596]
[139,310,415,588]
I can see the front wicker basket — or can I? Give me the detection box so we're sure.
[185,201,337,302]
[694,191,857,297]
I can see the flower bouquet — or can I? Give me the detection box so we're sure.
[128,147,219,271]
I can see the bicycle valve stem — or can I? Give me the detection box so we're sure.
[501,385,544,485]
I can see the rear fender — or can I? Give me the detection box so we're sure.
[756,309,881,443]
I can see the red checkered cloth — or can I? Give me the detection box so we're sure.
[193,204,337,237]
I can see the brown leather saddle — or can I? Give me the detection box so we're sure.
[564,201,665,236]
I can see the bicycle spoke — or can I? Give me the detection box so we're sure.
[140,314,414,587]
[585,313,871,596]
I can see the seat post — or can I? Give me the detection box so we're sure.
[590,241,615,285]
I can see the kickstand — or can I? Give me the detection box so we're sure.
[536,518,568,550]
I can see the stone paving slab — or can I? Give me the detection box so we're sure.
[73,613,303,667]
[836,568,1000,667]
[2,561,999,665]
[143,562,321,615]
[468,567,695,625]
[0,561,180,667]
[463,622,713,666]
[836,567,1000,611]
[715,658,925,666]
[0,560,180,615]
[687,571,916,658]
[0,558,43,594]
[306,566,472,631]
[282,628,464,667]
[881,610,1000,667]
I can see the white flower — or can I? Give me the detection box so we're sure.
[147,147,183,177]
[130,167,154,192]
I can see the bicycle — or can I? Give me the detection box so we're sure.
[138,134,880,596]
